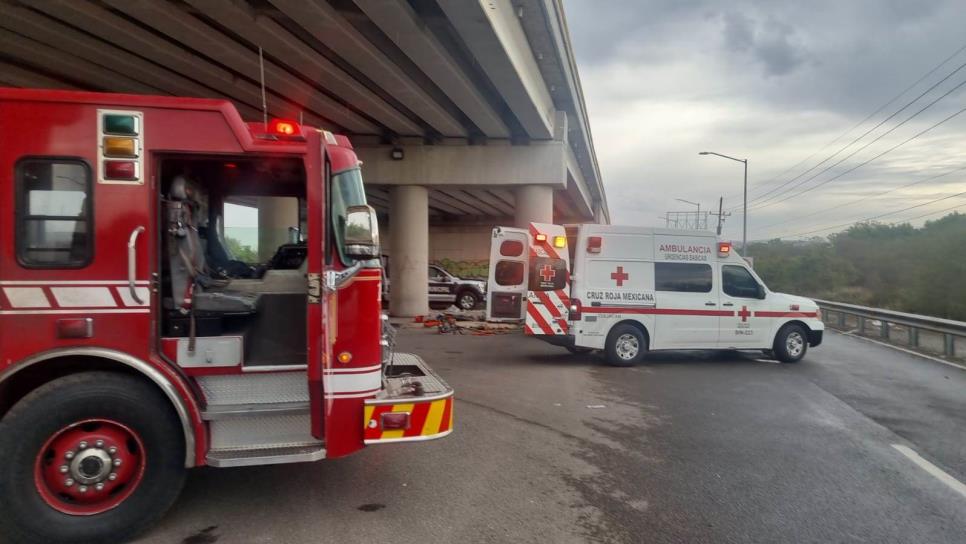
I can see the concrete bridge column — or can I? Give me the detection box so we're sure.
[514,184,554,228]
[389,185,429,317]
[257,196,299,262]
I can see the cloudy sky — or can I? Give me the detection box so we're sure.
[564,0,966,241]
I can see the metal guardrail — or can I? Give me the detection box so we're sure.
[814,299,966,359]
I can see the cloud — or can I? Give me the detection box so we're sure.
[564,0,966,239]
[721,12,808,77]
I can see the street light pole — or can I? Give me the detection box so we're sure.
[699,151,748,253]
[742,159,747,254]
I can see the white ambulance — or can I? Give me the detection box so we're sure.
[486,223,824,366]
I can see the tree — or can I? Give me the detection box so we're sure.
[747,212,966,320]
[225,236,258,263]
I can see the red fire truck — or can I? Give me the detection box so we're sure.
[0,88,453,543]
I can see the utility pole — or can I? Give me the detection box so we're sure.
[710,196,731,236]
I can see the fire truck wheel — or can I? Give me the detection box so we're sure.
[0,372,186,544]
[774,323,808,363]
[604,324,648,367]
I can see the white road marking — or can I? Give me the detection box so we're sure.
[830,329,966,371]
[892,444,966,499]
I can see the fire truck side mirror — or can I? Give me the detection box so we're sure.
[344,205,380,258]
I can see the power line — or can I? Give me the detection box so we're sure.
[722,40,966,206]
[753,164,966,233]
[754,74,966,209]
[749,100,966,212]
[730,53,966,212]
[889,202,966,224]
[774,188,966,239]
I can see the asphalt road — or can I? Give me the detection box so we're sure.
[138,328,966,544]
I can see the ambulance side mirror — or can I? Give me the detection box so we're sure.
[756,284,766,300]
[344,205,380,258]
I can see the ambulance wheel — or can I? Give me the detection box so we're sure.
[605,324,648,367]
[774,324,808,363]
[0,372,186,544]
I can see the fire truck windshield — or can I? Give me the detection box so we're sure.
[331,167,368,264]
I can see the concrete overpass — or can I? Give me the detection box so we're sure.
[0,0,609,315]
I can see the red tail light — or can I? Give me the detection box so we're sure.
[381,412,410,430]
[569,298,582,321]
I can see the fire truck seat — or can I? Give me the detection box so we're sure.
[166,176,260,315]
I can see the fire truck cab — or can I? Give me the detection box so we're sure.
[0,88,453,543]
[487,222,824,366]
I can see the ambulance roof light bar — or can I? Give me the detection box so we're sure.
[534,233,547,242]
[718,242,731,258]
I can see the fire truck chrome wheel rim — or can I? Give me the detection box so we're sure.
[459,294,476,310]
[616,333,639,360]
[34,419,146,516]
[786,332,805,357]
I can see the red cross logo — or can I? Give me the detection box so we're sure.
[539,264,556,282]
[738,305,751,322]
[610,266,629,287]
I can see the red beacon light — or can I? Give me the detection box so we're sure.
[269,118,299,136]
[534,233,547,242]
[718,242,732,258]
[587,236,602,254]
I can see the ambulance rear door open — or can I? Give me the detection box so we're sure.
[486,226,530,321]
[522,223,570,336]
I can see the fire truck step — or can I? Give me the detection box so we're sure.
[206,443,326,468]
[208,412,321,451]
[201,401,310,420]
[197,373,308,406]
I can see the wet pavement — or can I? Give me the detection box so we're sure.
[138,328,966,544]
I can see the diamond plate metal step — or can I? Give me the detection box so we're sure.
[201,401,309,420]
[207,443,326,468]
[197,373,308,406]
[208,411,320,451]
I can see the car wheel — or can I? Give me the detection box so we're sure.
[0,372,186,544]
[604,324,647,367]
[456,291,479,311]
[774,323,808,363]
